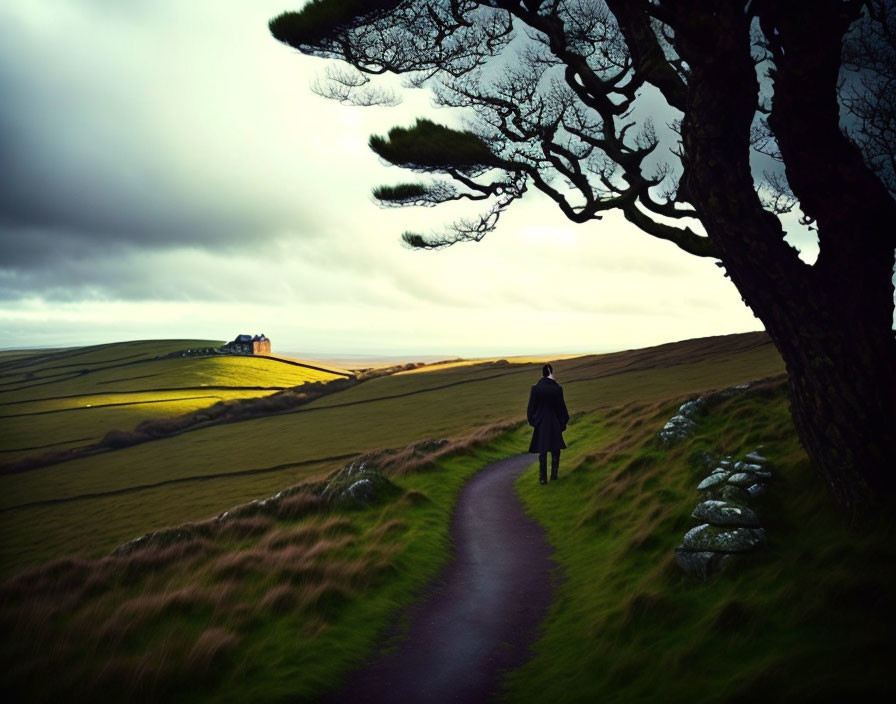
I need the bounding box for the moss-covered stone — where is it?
[697,473,728,490]
[692,500,761,528]
[727,472,756,487]
[717,485,753,504]
[681,524,766,552]
[317,458,400,507]
[674,549,731,580]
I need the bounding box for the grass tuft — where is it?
[260,584,296,613]
[188,627,240,672]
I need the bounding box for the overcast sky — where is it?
[0,0,797,356]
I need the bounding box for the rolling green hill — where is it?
[0,332,783,574]
[0,340,349,463]
[1,330,891,701]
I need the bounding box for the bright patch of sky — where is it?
[0,0,767,356]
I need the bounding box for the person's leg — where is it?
[550,450,560,480]
[538,452,548,484]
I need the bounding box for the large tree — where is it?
[270,0,896,519]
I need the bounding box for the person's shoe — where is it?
[539,478,547,485]
[550,473,558,481]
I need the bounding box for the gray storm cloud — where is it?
[0,0,767,352]
[0,0,321,282]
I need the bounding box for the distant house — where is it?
[222,333,271,355]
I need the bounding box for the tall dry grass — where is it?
[0,508,398,701]
[377,419,524,476]
[0,427,456,702]
[1,418,524,700]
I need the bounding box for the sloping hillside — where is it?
[0,340,349,463]
[0,332,781,575]
[510,381,894,701]
[1,331,891,701]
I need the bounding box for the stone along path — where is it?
[331,454,555,703]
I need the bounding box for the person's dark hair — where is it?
[542,363,553,377]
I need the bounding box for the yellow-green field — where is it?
[0,332,783,575]
[393,353,581,374]
[0,341,349,462]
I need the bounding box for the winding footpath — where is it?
[332,453,556,703]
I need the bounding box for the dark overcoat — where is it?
[527,377,570,453]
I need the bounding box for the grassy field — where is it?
[0,333,782,573]
[1,330,891,701]
[0,434,521,702]
[507,384,895,701]
[0,341,348,462]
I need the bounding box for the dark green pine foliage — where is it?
[401,232,430,248]
[369,119,501,172]
[372,183,430,202]
[269,0,404,49]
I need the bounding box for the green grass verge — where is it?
[0,432,527,702]
[507,384,895,701]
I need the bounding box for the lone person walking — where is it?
[527,363,570,484]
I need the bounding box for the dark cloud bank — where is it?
[0,1,316,300]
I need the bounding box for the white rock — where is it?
[697,473,729,490]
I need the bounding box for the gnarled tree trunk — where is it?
[675,1,896,518]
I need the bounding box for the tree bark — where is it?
[761,1,896,518]
[672,2,896,519]
[778,306,896,519]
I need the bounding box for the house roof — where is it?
[226,333,268,346]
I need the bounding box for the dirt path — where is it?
[331,453,555,703]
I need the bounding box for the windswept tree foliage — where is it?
[271,0,896,518]
[842,1,896,192]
